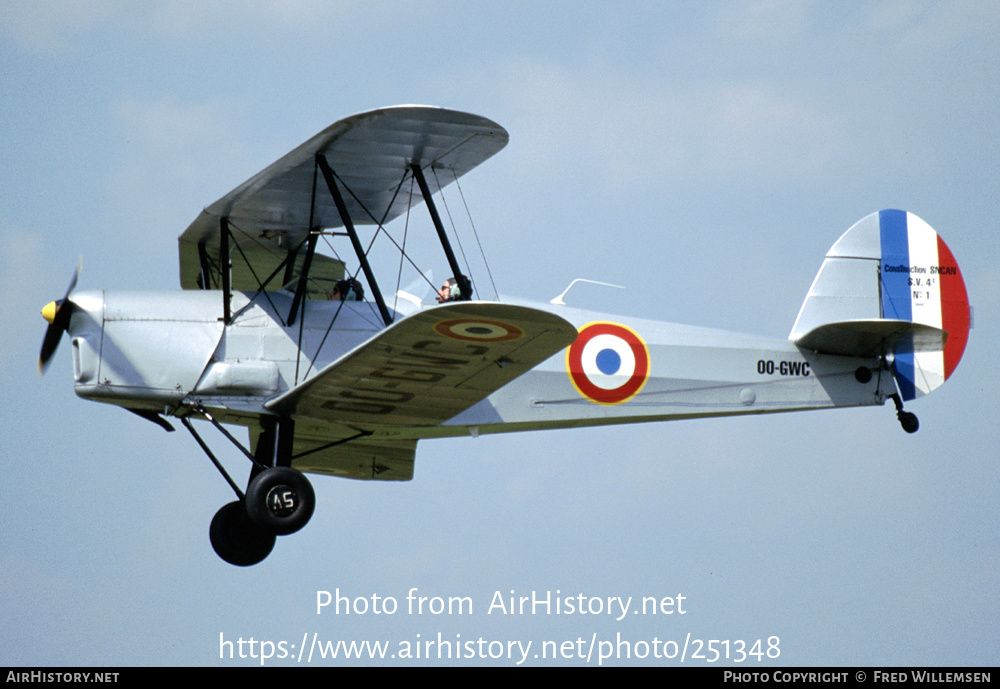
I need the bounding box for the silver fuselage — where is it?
[64,289,893,439]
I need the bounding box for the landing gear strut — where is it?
[208,465,315,567]
[184,412,316,566]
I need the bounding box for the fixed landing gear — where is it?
[209,466,315,567]
[184,413,316,566]
[889,394,919,434]
[246,466,316,536]
[210,501,275,567]
[898,410,919,434]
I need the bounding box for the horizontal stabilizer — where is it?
[794,319,947,358]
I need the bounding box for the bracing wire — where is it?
[393,176,415,314]
[301,285,349,381]
[453,170,499,301]
[285,161,508,383]
[432,167,477,299]
[223,217,311,325]
[320,166,437,301]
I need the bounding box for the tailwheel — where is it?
[210,501,276,567]
[245,466,315,536]
[889,393,919,434]
[898,410,919,434]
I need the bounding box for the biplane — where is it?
[39,106,971,565]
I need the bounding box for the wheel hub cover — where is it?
[265,485,298,518]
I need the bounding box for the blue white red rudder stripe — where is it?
[877,210,970,400]
[790,210,970,403]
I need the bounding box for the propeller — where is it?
[38,260,81,375]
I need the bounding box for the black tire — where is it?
[899,411,919,434]
[210,501,276,566]
[245,467,315,536]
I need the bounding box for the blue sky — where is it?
[2,1,997,666]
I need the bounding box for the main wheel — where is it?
[210,501,276,566]
[245,467,315,536]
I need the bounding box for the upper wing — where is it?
[178,106,508,292]
[264,302,577,427]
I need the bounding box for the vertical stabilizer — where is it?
[791,210,969,401]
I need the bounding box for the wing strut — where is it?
[220,216,232,324]
[316,153,394,327]
[196,243,215,290]
[287,232,318,327]
[287,161,320,327]
[411,163,472,301]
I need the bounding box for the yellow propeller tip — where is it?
[41,301,58,324]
